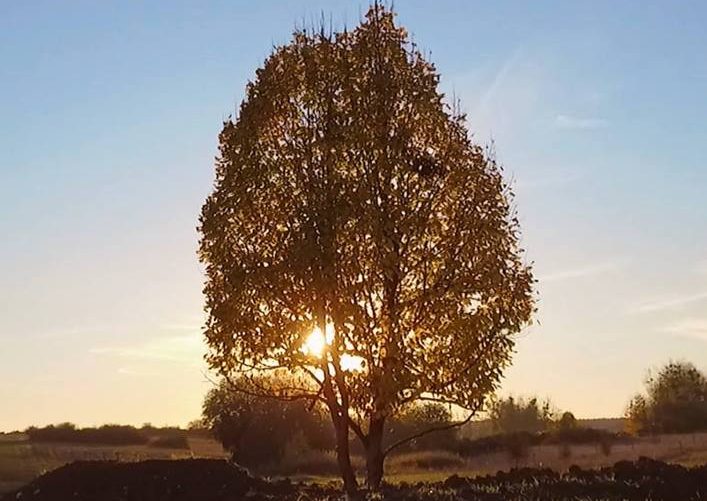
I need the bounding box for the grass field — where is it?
[1,432,705,495]
[0,435,226,495]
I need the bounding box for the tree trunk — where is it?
[365,417,385,490]
[334,417,358,497]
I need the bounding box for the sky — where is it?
[1,1,706,431]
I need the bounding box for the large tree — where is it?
[199,4,534,493]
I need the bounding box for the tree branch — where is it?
[383,405,480,457]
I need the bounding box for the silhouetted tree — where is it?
[199,3,534,493]
[557,411,578,432]
[626,361,707,434]
[489,396,553,434]
[383,403,457,452]
[202,378,334,468]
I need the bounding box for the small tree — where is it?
[556,411,578,432]
[626,361,707,434]
[384,403,457,452]
[202,378,334,469]
[489,396,553,434]
[199,4,534,493]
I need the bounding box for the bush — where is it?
[455,428,630,458]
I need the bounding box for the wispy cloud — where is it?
[633,291,707,313]
[537,261,622,283]
[90,332,204,365]
[555,114,608,130]
[476,48,523,112]
[664,318,707,341]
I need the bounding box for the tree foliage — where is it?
[626,361,707,434]
[202,378,334,468]
[199,3,534,490]
[489,396,553,434]
[383,403,457,452]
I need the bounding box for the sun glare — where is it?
[301,325,364,372]
[302,326,327,357]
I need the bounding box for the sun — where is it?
[302,326,327,357]
[301,325,364,372]
[302,324,335,357]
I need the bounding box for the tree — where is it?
[626,361,707,434]
[202,378,334,468]
[557,411,578,432]
[383,402,457,452]
[489,396,553,434]
[199,4,534,493]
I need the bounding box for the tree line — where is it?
[24,423,189,449]
[200,360,706,472]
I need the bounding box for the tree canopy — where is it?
[626,361,707,434]
[489,396,553,434]
[199,3,534,492]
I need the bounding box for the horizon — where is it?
[2,0,707,432]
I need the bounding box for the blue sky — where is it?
[1,1,706,430]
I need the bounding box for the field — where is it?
[2,431,706,497]
[0,433,226,495]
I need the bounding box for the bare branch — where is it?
[383,404,481,457]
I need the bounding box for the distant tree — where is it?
[187,419,206,431]
[489,396,553,434]
[198,3,534,493]
[202,378,334,469]
[26,423,148,445]
[557,411,578,432]
[384,403,457,452]
[626,361,707,434]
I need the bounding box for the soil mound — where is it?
[3,459,294,501]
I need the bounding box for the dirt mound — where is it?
[3,459,294,501]
[4,457,706,500]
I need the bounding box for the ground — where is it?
[3,457,707,500]
[1,431,706,498]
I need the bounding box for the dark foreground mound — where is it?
[4,456,707,500]
[3,459,295,501]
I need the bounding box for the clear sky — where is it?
[1,1,706,431]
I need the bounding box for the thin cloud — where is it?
[90,333,204,364]
[634,292,707,313]
[538,261,622,283]
[696,260,707,275]
[555,114,608,130]
[477,48,523,111]
[664,318,707,341]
